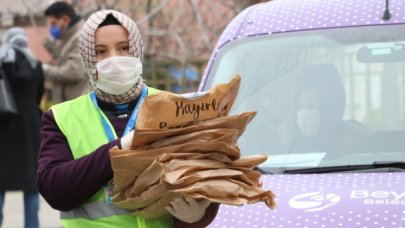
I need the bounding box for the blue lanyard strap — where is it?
[89,85,148,142]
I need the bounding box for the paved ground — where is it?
[2,191,61,228]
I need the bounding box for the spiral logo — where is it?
[289,192,341,212]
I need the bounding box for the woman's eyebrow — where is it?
[116,41,129,45]
[95,44,107,48]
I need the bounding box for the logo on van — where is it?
[289,192,340,212]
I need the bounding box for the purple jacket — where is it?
[37,95,218,227]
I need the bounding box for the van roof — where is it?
[218,0,404,46]
[199,0,405,90]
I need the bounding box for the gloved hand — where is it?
[120,130,134,149]
[166,197,211,223]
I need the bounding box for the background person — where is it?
[37,10,218,228]
[0,27,44,228]
[276,64,369,156]
[42,1,88,104]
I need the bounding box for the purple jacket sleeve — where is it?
[37,110,121,211]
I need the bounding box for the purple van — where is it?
[199,0,405,227]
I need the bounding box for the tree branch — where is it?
[189,0,211,49]
[136,0,171,25]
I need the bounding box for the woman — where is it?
[37,10,218,227]
[0,27,44,228]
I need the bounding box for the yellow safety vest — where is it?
[51,87,173,228]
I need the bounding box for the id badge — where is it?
[104,183,114,204]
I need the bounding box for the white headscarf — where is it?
[79,10,144,104]
[0,27,37,68]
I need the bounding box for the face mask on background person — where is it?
[48,16,69,40]
[96,56,142,95]
[296,108,320,136]
[49,26,62,40]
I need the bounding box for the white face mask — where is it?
[296,108,320,136]
[96,56,142,95]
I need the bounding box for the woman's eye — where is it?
[95,49,105,56]
[119,46,129,52]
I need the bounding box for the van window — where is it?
[204,25,405,170]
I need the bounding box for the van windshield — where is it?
[203,24,405,171]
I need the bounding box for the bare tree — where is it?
[69,0,262,63]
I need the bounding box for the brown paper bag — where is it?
[108,73,276,217]
[230,154,269,168]
[157,152,233,164]
[111,141,240,171]
[133,178,276,219]
[181,178,276,208]
[136,75,241,129]
[132,111,256,148]
[145,128,240,149]
[113,152,270,214]
[113,182,170,210]
[133,191,184,219]
[127,159,166,197]
[164,168,243,186]
[110,142,240,191]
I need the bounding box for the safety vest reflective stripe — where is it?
[60,201,132,220]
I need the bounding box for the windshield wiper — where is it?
[283,161,405,174]
[254,166,274,174]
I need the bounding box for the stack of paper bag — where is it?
[109,75,276,219]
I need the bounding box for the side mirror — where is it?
[357,43,405,63]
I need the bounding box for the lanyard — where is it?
[89,85,148,142]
